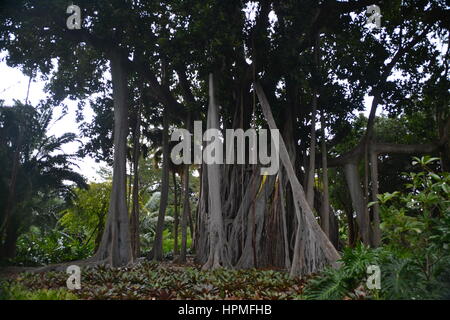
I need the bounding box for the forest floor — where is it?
[0,259,308,300]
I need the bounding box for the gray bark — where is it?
[202,73,229,269]
[179,163,190,262]
[369,151,381,247]
[94,51,133,267]
[173,171,179,255]
[255,82,340,277]
[343,162,370,246]
[279,171,291,269]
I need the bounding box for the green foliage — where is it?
[161,229,193,256]
[303,244,385,300]
[0,282,78,300]
[11,227,92,266]
[8,182,111,266]
[379,156,449,252]
[60,183,110,235]
[0,102,87,262]
[5,262,304,300]
[59,182,111,252]
[0,0,448,301]
[378,156,450,299]
[304,157,450,300]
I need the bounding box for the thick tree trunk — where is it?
[93,51,133,267]
[235,174,276,268]
[152,110,170,261]
[202,74,229,269]
[194,162,209,265]
[255,82,340,277]
[279,171,291,269]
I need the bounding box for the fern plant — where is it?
[303,244,384,300]
[304,157,450,300]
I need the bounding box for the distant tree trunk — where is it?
[320,111,330,238]
[315,188,339,249]
[343,162,370,246]
[172,171,179,255]
[152,110,170,261]
[188,202,194,250]
[1,221,19,260]
[306,100,318,205]
[179,111,192,263]
[93,50,132,267]
[179,164,190,262]
[130,105,141,259]
[278,171,291,269]
[439,117,450,172]
[94,204,107,251]
[346,207,356,247]
[369,151,381,247]
[0,130,21,245]
[363,146,372,245]
[306,95,317,209]
[328,205,340,249]
[306,34,320,208]
[127,162,132,211]
[25,73,32,105]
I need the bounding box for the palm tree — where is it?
[0,102,87,260]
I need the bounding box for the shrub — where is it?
[304,157,450,300]
[11,227,93,266]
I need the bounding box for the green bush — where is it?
[11,227,93,266]
[304,157,450,300]
[303,244,386,300]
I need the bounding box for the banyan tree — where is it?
[1,0,448,277]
